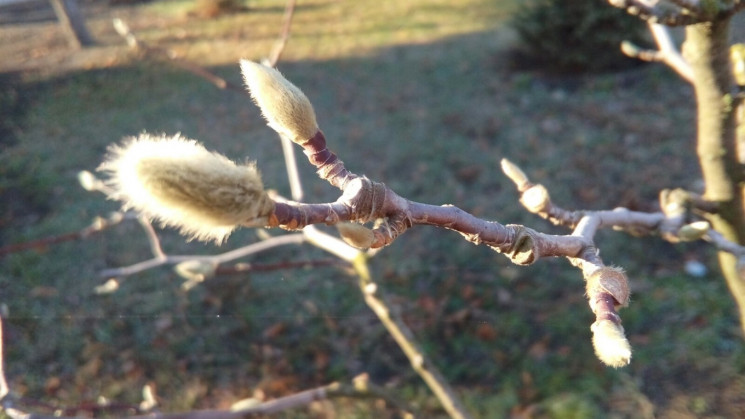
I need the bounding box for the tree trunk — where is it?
[683,19,745,329]
[49,0,94,48]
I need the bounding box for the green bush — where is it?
[510,0,648,73]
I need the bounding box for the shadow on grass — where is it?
[2,26,743,418]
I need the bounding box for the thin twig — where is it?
[137,216,165,259]
[99,233,306,278]
[215,258,345,274]
[265,0,298,68]
[3,378,414,419]
[0,212,125,258]
[352,257,472,419]
[622,23,694,82]
[112,18,244,93]
[0,316,9,401]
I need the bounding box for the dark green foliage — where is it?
[510,0,648,73]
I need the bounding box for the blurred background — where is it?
[1,0,745,417]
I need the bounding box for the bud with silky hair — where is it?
[98,133,274,243]
[240,60,319,144]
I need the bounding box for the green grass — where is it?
[1,0,743,417]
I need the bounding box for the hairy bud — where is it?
[500,158,531,191]
[98,133,274,243]
[240,60,319,144]
[591,319,631,368]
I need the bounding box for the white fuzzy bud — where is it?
[240,60,319,144]
[591,320,631,368]
[98,133,274,243]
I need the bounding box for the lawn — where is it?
[1,0,745,417]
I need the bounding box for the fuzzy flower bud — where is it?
[98,133,274,243]
[591,319,631,368]
[240,60,319,144]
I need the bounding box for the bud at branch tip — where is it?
[240,60,319,144]
[592,319,631,368]
[97,133,274,244]
[500,158,531,190]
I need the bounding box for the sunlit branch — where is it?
[622,22,694,82]
[98,233,305,279]
[608,0,704,25]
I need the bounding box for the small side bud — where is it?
[520,184,551,214]
[677,220,710,241]
[94,278,120,295]
[78,170,100,191]
[230,398,262,412]
[586,266,630,307]
[98,133,274,243]
[591,319,631,368]
[175,260,217,290]
[337,222,375,249]
[240,60,319,144]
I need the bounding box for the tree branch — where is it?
[607,0,705,25]
[352,257,472,419]
[98,233,306,279]
[622,22,694,82]
[264,0,298,68]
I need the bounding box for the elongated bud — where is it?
[337,222,375,249]
[500,158,531,191]
[240,60,319,144]
[591,320,631,368]
[98,133,274,243]
[677,220,710,241]
[77,170,100,191]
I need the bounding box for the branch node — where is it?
[505,226,539,265]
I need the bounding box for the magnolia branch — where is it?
[352,258,471,419]
[621,22,694,82]
[106,10,469,416]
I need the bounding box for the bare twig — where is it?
[622,23,694,82]
[215,258,345,274]
[0,212,125,258]
[3,377,415,419]
[0,316,9,401]
[264,0,298,68]
[112,18,244,93]
[352,257,472,419]
[99,233,305,279]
